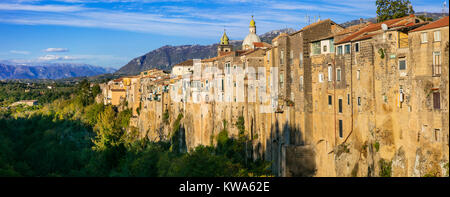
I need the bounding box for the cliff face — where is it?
[115,28,296,75]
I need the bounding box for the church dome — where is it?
[242,33,261,50]
[242,16,260,50]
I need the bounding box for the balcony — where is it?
[433,64,442,77]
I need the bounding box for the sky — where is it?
[0,0,447,68]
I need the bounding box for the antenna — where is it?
[443,1,448,16]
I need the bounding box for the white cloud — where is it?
[44,48,69,52]
[0,3,84,12]
[10,50,30,55]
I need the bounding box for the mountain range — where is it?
[115,28,296,75]
[0,62,116,80]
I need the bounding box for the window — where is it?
[337,46,343,55]
[221,79,224,91]
[328,66,333,81]
[434,129,440,142]
[290,50,293,64]
[299,52,303,67]
[433,92,440,109]
[318,73,324,83]
[225,62,231,74]
[312,42,321,55]
[330,39,335,53]
[338,98,343,113]
[347,94,350,105]
[299,76,303,91]
[339,120,343,138]
[355,42,360,52]
[328,95,332,105]
[358,97,361,106]
[280,50,284,65]
[434,31,441,42]
[356,70,360,80]
[399,59,406,70]
[336,68,341,81]
[323,45,327,53]
[421,32,427,43]
[388,33,392,40]
[344,44,351,54]
[433,52,441,76]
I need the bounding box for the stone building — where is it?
[100,15,449,177]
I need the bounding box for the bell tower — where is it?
[218,29,233,56]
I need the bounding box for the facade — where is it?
[100,16,449,177]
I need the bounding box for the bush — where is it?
[379,159,392,177]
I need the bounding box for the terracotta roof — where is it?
[334,23,369,36]
[113,78,123,82]
[302,19,332,31]
[351,33,378,42]
[241,48,264,56]
[253,42,271,48]
[410,16,449,32]
[202,51,234,62]
[253,42,264,48]
[335,15,416,44]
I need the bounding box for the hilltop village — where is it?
[100,15,450,177]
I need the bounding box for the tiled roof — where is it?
[335,15,416,44]
[410,16,449,32]
[302,19,333,31]
[253,42,264,48]
[202,51,234,62]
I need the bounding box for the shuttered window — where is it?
[433,92,440,109]
[339,120,343,138]
[339,98,343,113]
[399,59,406,70]
[328,66,333,81]
[434,31,441,42]
[433,52,441,76]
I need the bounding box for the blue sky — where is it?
[0,0,447,68]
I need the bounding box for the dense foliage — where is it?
[0,81,76,107]
[0,81,271,177]
[376,0,414,22]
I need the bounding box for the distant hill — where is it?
[340,12,449,28]
[115,28,296,75]
[0,62,116,80]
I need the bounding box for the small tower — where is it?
[218,29,233,56]
[242,15,261,50]
[249,15,256,33]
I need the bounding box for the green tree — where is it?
[376,0,414,22]
[417,15,433,21]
